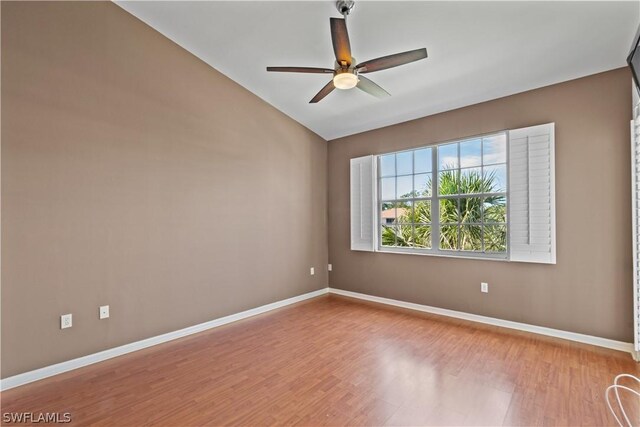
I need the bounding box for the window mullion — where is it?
[394,155,398,246]
[456,143,461,251]
[432,146,439,252]
[481,138,485,252]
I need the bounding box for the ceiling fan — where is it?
[266,0,428,103]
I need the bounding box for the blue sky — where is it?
[379,134,507,199]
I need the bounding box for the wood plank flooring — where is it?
[1,295,639,426]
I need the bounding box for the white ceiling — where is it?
[117,1,639,140]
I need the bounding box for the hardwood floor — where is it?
[2,294,639,426]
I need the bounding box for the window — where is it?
[351,123,555,264]
[379,148,433,250]
[437,135,507,253]
[377,133,508,258]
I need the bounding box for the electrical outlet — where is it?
[310,267,315,276]
[481,282,489,293]
[328,264,332,271]
[61,313,72,329]
[99,305,110,319]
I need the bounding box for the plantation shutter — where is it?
[508,123,556,264]
[350,155,376,251]
[631,93,640,352]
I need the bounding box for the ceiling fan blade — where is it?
[266,66,334,74]
[309,80,335,103]
[356,76,390,98]
[330,18,352,66]
[356,48,428,74]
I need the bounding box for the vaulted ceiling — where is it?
[117,1,639,140]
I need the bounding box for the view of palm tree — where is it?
[381,168,507,252]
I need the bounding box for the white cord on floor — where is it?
[605,373,640,427]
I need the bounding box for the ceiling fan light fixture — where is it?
[333,72,358,90]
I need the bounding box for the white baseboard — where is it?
[0,288,329,391]
[328,288,636,356]
[3,286,634,391]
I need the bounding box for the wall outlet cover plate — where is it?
[61,314,72,329]
[99,305,110,319]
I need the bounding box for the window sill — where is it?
[376,247,509,262]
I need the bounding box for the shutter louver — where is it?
[508,123,556,264]
[350,155,375,251]
[631,102,640,352]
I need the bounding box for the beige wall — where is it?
[1,1,634,380]
[328,68,634,342]
[1,1,328,378]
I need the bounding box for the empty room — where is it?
[2,0,640,426]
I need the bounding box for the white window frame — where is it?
[375,132,509,261]
[350,123,555,263]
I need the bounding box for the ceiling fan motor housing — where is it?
[335,57,357,71]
